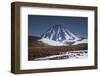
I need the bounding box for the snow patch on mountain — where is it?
[39,38,87,46]
[73,39,88,45]
[39,38,67,46]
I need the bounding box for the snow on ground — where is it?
[34,50,88,60]
[39,38,87,46]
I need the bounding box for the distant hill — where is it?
[28,36,50,47]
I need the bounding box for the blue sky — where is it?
[28,15,88,38]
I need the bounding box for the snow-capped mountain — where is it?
[41,24,80,41]
[39,25,87,46]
